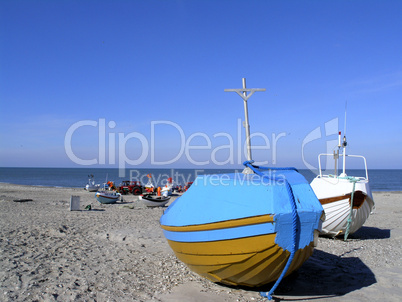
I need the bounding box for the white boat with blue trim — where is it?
[95,190,121,204]
[310,131,375,239]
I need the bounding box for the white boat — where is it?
[310,131,375,239]
[161,177,174,196]
[95,190,121,204]
[85,174,100,192]
[141,194,170,207]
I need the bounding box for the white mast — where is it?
[334,131,341,176]
[225,78,266,174]
[340,104,347,177]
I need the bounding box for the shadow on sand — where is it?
[227,249,376,301]
[265,227,389,300]
[349,226,391,240]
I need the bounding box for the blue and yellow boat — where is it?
[160,163,323,289]
[160,79,324,298]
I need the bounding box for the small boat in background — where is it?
[85,174,100,192]
[310,131,375,239]
[141,194,170,207]
[95,190,121,204]
[161,177,174,196]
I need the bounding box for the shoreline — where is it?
[0,183,401,301]
[0,181,401,193]
[1,167,400,192]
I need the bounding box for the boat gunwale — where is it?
[318,190,368,209]
[315,174,368,181]
[96,193,120,200]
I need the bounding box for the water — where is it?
[0,167,401,191]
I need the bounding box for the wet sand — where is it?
[0,183,401,301]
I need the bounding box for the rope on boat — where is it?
[243,160,299,301]
[247,162,299,172]
[344,176,358,241]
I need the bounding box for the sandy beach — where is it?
[0,183,401,301]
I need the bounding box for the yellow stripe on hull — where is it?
[166,234,315,287]
[161,214,274,232]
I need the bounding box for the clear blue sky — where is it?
[1,0,401,170]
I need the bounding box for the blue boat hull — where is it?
[160,170,323,287]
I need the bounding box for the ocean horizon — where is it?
[1,167,401,192]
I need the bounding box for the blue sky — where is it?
[1,0,401,170]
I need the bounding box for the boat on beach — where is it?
[310,131,375,239]
[141,194,170,207]
[161,177,174,196]
[85,174,100,192]
[161,164,323,288]
[160,79,324,298]
[95,190,121,204]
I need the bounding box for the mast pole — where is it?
[224,78,266,174]
[242,78,252,163]
[334,131,341,176]
[341,105,347,176]
[342,134,347,176]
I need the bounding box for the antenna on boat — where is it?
[341,102,348,177]
[225,78,266,174]
[344,101,348,138]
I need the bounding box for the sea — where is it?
[0,167,401,191]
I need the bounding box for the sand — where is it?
[0,183,401,301]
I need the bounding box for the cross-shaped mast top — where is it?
[224,78,266,174]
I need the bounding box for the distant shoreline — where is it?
[1,167,400,191]
[1,166,401,170]
[0,181,400,193]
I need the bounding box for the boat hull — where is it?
[95,191,121,204]
[163,220,316,287]
[86,185,100,192]
[310,176,375,237]
[141,195,170,207]
[160,171,323,287]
